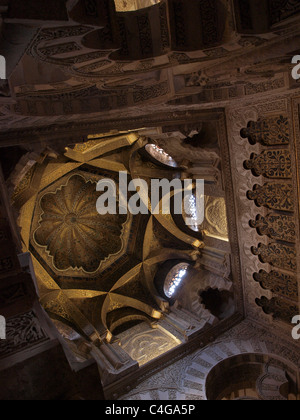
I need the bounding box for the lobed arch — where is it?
[182,339,299,400]
[121,333,300,400]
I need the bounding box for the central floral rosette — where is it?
[34,174,127,272]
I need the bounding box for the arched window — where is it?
[164,263,189,299]
[183,193,200,232]
[114,0,161,12]
[145,144,178,168]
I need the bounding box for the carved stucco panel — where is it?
[225,99,295,328]
[119,320,300,400]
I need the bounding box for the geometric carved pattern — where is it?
[247,183,294,212]
[251,243,297,272]
[205,197,228,239]
[244,150,292,178]
[256,296,298,325]
[34,174,127,273]
[250,214,296,243]
[117,322,180,366]
[172,0,188,49]
[199,0,223,47]
[241,115,290,145]
[137,14,154,57]
[39,42,81,57]
[269,0,300,25]
[241,107,299,331]
[253,270,298,302]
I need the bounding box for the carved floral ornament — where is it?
[250,214,296,243]
[244,150,292,179]
[256,296,298,324]
[240,115,290,146]
[253,270,298,302]
[0,312,48,360]
[22,0,277,96]
[205,198,228,238]
[16,132,235,353]
[252,242,297,272]
[247,183,294,212]
[33,174,128,273]
[29,169,135,279]
[240,111,299,325]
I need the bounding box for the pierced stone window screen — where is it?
[145,144,178,168]
[183,193,200,232]
[183,195,229,240]
[114,0,161,12]
[164,262,189,298]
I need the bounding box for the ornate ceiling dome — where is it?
[34,174,127,273]
[12,129,237,374]
[27,159,136,280]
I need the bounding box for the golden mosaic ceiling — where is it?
[29,167,134,280]
[33,174,127,273]
[15,132,208,344]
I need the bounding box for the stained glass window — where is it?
[164,263,190,298]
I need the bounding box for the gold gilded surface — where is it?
[14,133,226,355]
[12,164,36,203]
[29,169,133,278]
[155,213,204,249]
[88,158,127,173]
[40,161,83,190]
[205,197,228,239]
[19,194,37,250]
[34,174,127,273]
[65,133,139,163]
[31,254,60,292]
